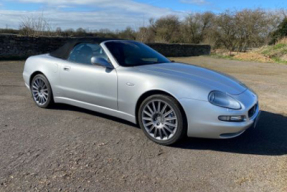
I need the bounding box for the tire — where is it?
[138,94,186,145]
[30,74,53,108]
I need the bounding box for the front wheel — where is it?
[30,74,53,108]
[138,94,186,145]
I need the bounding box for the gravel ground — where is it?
[0,57,286,192]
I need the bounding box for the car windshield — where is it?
[105,41,171,67]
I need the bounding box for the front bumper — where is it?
[180,89,260,139]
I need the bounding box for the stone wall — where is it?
[148,43,211,57]
[0,34,210,59]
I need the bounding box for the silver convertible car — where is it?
[23,38,260,145]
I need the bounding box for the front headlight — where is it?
[208,91,241,110]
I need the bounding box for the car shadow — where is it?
[174,111,287,156]
[49,103,139,128]
[50,105,286,156]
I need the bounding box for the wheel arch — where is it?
[29,71,54,101]
[29,71,45,86]
[135,90,188,130]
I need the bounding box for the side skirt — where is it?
[54,97,136,124]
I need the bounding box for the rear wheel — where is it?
[138,94,186,145]
[30,74,53,108]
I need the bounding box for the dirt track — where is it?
[0,57,286,191]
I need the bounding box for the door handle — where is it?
[63,66,70,71]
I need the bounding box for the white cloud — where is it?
[180,0,209,5]
[0,0,188,30]
[8,0,180,17]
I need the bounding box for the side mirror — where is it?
[91,56,113,69]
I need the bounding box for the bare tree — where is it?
[136,26,155,43]
[234,9,279,51]
[152,15,182,43]
[15,8,283,48]
[210,9,279,53]
[118,26,136,40]
[75,27,87,37]
[280,9,287,18]
[182,12,215,44]
[55,27,62,36]
[212,11,238,54]
[19,13,51,37]
[62,28,75,37]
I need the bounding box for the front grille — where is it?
[248,103,258,118]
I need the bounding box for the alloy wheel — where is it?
[142,99,178,141]
[32,78,49,106]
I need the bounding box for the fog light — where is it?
[218,115,245,122]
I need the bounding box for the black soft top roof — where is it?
[50,38,118,59]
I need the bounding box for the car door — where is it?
[59,43,117,110]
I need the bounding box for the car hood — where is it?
[136,62,247,95]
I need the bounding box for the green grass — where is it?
[272,57,287,64]
[210,53,234,60]
[258,42,287,64]
[261,48,272,55]
[273,43,287,50]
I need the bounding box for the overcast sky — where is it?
[0,0,286,31]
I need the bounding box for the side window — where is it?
[68,43,109,65]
